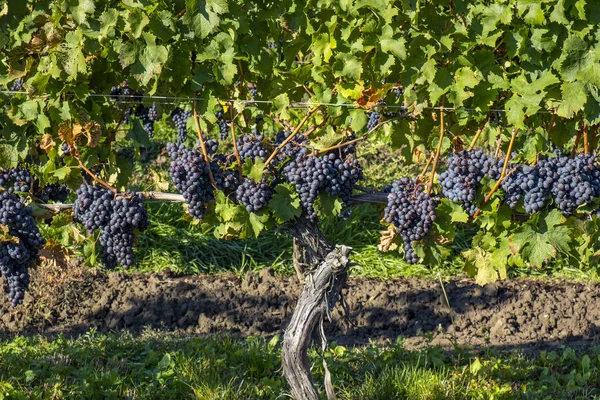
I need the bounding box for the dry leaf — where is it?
[378,224,398,252]
[39,133,56,153]
[452,136,465,153]
[84,121,102,147]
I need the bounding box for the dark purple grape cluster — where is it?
[0,168,31,192]
[10,78,24,91]
[166,142,216,219]
[215,108,230,141]
[109,82,138,102]
[35,183,69,203]
[393,87,403,100]
[170,107,192,144]
[197,138,219,156]
[366,111,380,131]
[61,142,71,156]
[283,152,363,220]
[384,178,437,264]
[274,130,307,162]
[235,178,273,212]
[551,153,600,215]
[73,184,148,268]
[489,111,503,125]
[74,185,116,232]
[267,41,277,50]
[135,103,159,138]
[249,85,259,98]
[237,133,268,162]
[99,194,149,269]
[438,150,500,216]
[501,156,559,214]
[0,190,45,306]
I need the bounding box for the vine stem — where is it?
[264,105,320,167]
[229,106,244,179]
[71,139,117,194]
[571,125,583,157]
[583,123,589,154]
[317,117,399,154]
[193,100,218,189]
[473,128,518,218]
[418,154,434,182]
[467,115,489,151]
[427,105,445,194]
[547,109,556,137]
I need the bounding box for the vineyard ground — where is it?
[2,266,600,398]
[2,263,600,352]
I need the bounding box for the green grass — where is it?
[1,330,600,399]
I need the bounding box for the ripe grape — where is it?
[215,108,230,141]
[170,107,192,144]
[167,142,216,219]
[0,190,45,306]
[235,178,273,212]
[366,111,380,131]
[384,178,437,264]
[438,150,500,216]
[237,133,268,162]
[10,78,24,91]
[73,184,148,268]
[283,151,363,220]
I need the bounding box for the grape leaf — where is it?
[269,184,302,224]
[510,210,571,268]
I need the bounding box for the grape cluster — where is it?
[249,85,259,98]
[135,103,159,138]
[235,178,273,212]
[0,168,31,192]
[552,153,600,215]
[109,83,137,102]
[274,130,308,161]
[215,108,230,141]
[393,87,403,100]
[170,107,192,144]
[0,190,45,306]
[283,152,363,220]
[167,142,216,219]
[61,142,71,156]
[10,78,24,91]
[384,178,437,264]
[439,150,499,216]
[237,134,268,162]
[501,157,558,214]
[366,111,380,131]
[99,194,149,269]
[35,183,69,203]
[73,185,148,268]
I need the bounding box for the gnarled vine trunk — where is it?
[282,217,352,400]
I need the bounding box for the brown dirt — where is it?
[2,263,600,350]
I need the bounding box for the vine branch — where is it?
[264,105,320,167]
[467,115,489,151]
[193,100,218,189]
[473,128,518,218]
[427,105,445,194]
[229,106,244,179]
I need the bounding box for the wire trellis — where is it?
[0,90,535,113]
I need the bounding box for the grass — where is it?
[1,330,600,399]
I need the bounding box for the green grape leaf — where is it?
[269,184,302,224]
[510,210,571,268]
[242,158,265,183]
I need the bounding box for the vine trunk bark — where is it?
[282,217,352,400]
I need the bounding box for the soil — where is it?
[2,262,600,351]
